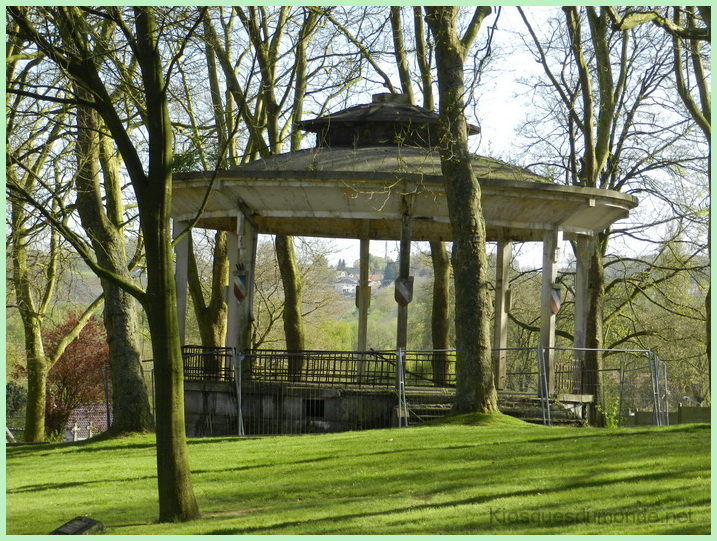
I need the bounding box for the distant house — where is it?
[334,276,358,296]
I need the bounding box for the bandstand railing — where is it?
[172,346,668,431]
[181,345,235,381]
[245,349,458,388]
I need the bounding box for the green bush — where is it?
[6,382,27,419]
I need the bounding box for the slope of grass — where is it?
[6,420,710,535]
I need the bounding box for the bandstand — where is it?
[171,93,639,434]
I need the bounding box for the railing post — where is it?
[618,365,625,427]
[536,346,551,426]
[649,352,660,426]
[235,348,245,436]
[662,358,669,426]
[396,348,408,427]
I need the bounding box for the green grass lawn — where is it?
[6,414,710,535]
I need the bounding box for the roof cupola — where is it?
[298,93,480,149]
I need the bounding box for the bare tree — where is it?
[74,85,154,434]
[387,7,452,383]
[201,8,323,367]
[517,6,708,411]
[8,6,202,521]
[425,6,498,414]
[6,41,108,441]
[607,5,711,372]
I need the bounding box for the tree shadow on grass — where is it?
[59,441,156,454]
[199,464,706,535]
[7,473,157,495]
[192,454,339,476]
[7,438,155,459]
[188,436,266,445]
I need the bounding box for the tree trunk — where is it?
[75,86,154,433]
[135,7,199,519]
[414,10,448,385]
[672,7,711,374]
[425,7,498,414]
[11,196,48,441]
[188,230,229,348]
[390,6,414,105]
[584,234,606,424]
[183,18,232,352]
[102,281,155,432]
[15,249,48,441]
[138,128,199,523]
[430,241,451,386]
[24,345,48,442]
[276,235,305,380]
[143,271,199,521]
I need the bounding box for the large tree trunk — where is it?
[135,8,199,519]
[276,235,305,380]
[672,7,711,375]
[8,134,44,442]
[430,241,451,386]
[584,233,606,423]
[22,342,48,442]
[143,241,199,520]
[75,87,154,433]
[12,209,48,442]
[188,231,228,348]
[102,282,155,432]
[425,7,498,414]
[138,117,199,523]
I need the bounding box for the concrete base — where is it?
[184,381,238,437]
[183,383,598,436]
[241,383,395,435]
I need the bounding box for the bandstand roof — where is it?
[172,145,637,242]
[172,94,637,242]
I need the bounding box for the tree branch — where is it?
[606,7,711,42]
[47,294,105,367]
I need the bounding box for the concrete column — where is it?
[236,217,256,355]
[225,215,256,358]
[395,201,412,351]
[357,226,370,352]
[173,220,190,347]
[492,238,512,389]
[540,229,562,395]
[224,227,240,352]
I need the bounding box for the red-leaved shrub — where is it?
[42,313,109,437]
